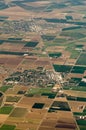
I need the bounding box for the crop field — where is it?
[49,52,62,58]
[64,90,86,98]
[0,124,16,130]
[0,0,86,130]
[0,105,14,114]
[5,86,22,95]
[0,42,25,52]
[35,58,52,70]
[24,41,39,47]
[25,87,57,98]
[60,30,86,40]
[76,53,86,65]
[48,101,71,112]
[10,107,28,118]
[71,66,86,74]
[39,111,77,130]
[0,55,23,69]
[17,96,53,110]
[41,35,56,41]
[6,96,21,102]
[63,85,86,92]
[53,64,72,73]
[68,101,86,113]
[0,85,13,93]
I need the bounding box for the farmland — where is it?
[0,0,86,130]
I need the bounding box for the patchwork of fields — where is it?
[0,0,86,130]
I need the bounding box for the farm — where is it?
[0,0,86,130]
[76,53,86,65]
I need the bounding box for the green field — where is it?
[71,66,86,74]
[0,85,13,92]
[53,64,72,73]
[24,41,39,47]
[0,124,16,130]
[25,87,56,98]
[49,52,62,58]
[60,31,86,40]
[0,106,14,114]
[41,35,56,41]
[76,53,86,65]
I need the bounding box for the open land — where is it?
[0,0,86,130]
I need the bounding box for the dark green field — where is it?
[71,66,86,74]
[0,124,16,130]
[49,52,62,58]
[76,53,86,65]
[53,64,72,73]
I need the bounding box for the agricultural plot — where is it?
[0,124,16,130]
[10,107,28,118]
[32,103,45,109]
[53,64,72,73]
[6,96,21,102]
[53,37,67,44]
[24,41,39,47]
[0,55,23,68]
[63,85,86,92]
[0,0,86,130]
[0,85,13,93]
[60,31,86,40]
[76,53,86,65]
[64,90,86,98]
[68,101,86,113]
[48,101,71,112]
[71,66,86,74]
[41,35,56,41]
[0,105,14,114]
[49,52,62,58]
[17,96,52,110]
[39,111,77,130]
[25,87,57,99]
[5,86,22,95]
[0,40,4,45]
[62,26,82,31]
[0,42,25,52]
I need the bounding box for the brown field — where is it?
[0,55,23,68]
[51,57,66,65]
[17,96,53,109]
[68,101,86,112]
[19,86,29,92]
[5,85,22,95]
[35,59,52,69]
[17,56,37,70]
[0,114,8,123]
[0,42,24,52]
[67,73,83,79]
[64,90,86,98]
[38,111,77,130]
[16,122,38,130]
[65,59,76,65]
[46,46,65,53]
